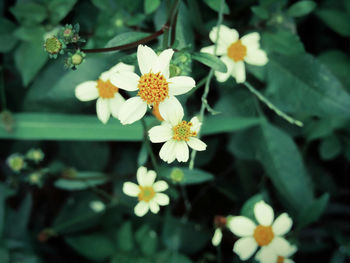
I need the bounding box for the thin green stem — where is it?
[141,119,158,172]
[243,81,303,127]
[189,0,225,170]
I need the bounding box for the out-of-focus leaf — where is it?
[0,113,144,141]
[174,3,194,49]
[54,172,108,191]
[105,31,150,48]
[267,53,350,117]
[156,251,193,263]
[0,18,17,53]
[137,143,149,166]
[330,250,347,263]
[240,193,265,220]
[14,26,45,42]
[203,0,230,14]
[251,6,269,19]
[316,9,350,37]
[192,52,227,73]
[10,2,47,24]
[135,225,158,256]
[287,1,316,17]
[262,29,305,55]
[145,0,161,14]
[116,221,134,252]
[65,233,115,261]
[297,193,329,229]
[47,0,77,24]
[304,118,348,142]
[15,39,48,86]
[0,247,9,263]
[0,183,15,239]
[319,135,341,160]
[160,167,213,185]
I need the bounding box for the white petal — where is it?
[118,97,147,125]
[272,213,293,236]
[148,124,173,143]
[143,170,157,186]
[149,200,160,214]
[152,48,174,78]
[134,201,149,217]
[241,32,261,50]
[227,216,256,237]
[155,193,170,206]
[214,56,235,82]
[168,76,196,96]
[96,98,110,124]
[99,71,111,82]
[200,45,226,56]
[209,25,239,47]
[158,96,184,126]
[187,137,207,151]
[109,71,139,91]
[255,247,278,263]
[212,228,223,247]
[109,93,125,119]
[189,116,202,133]
[175,141,189,162]
[268,237,293,256]
[254,201,274,226]
[233,237,258,261]
[108,62,135,74]
[153,181,169,192]
[136,166,148,185]
[159,140,177,163]
[245,48,268,66]
[75,81,98,101]
[123,182,140,197]
[233,61,246,83]
[284,244,297,257]
[137,45,158,75]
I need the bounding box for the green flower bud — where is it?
[7,154,26,173]
[170,168,184,183]
[44,36,63,55]
[26,148,44,163]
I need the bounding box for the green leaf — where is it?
[160,167,214,185]
[0,183,15,238]
[316,9,350,37]
[116,221,134,252]
[252,123,314,212]
[319,135,342,160]
[287,1,316,17]
[0,247,9,263]
[135,225,158,256]
[240,194,264,220]
[192,52,227,73]
[201,116,262,135]
[47,0,77,24]
[297,193,329,229]
[15,39,48,86]
[0,18,17,53]
[0,113,144,141]
[262,29,305,55]
[144,0,161,14]
[251,6,269,19]
[65,233,115,261]
[156,251,193,263]
[14,26,45,42]
[105,31,150,49]
[54,172,108,191]
[10,2,47,25]
[203,0,230,14]
[304,118,348,142]
[267,53,350,117]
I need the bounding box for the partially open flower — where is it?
[44,36,65,58]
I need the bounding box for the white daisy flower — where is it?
[110,44,196,125]
[201,25,268,83]
[75,62,135,124]
[148,98,207,163]
[255,242,297,263]
[228,200,293,261]
[122,166,170,217]
[212,215,228,246]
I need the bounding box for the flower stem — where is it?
[189,0,225,170]
[243,81,303,127]
[141,119,158,172]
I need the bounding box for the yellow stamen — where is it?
[138,186,155,202]
[173,121,197,141]
[227,40,247,62]
[137,72,169,105]
[97,79,119,99]
[253,225,274,246]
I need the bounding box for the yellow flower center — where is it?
[137,72,169,105]
[138,186,156,202]
[253,225,274,246]
[152,103,164,121]
[96,79,119,99]
[277,256,284,263]
[227,40,247,62]
[173,121,197,141]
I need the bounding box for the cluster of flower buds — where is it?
[44,24,86,69]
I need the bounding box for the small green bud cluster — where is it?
[64,50,86,69]
[170,51,192,77]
